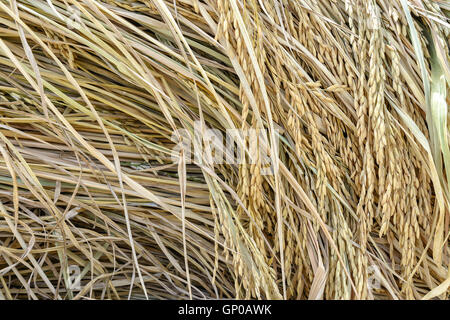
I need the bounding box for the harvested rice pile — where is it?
[0,0,448,300]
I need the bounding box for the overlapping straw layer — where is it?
[0,0,448,300]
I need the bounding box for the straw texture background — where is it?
[0,0,448,300]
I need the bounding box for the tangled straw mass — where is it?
[0,0,448,300]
